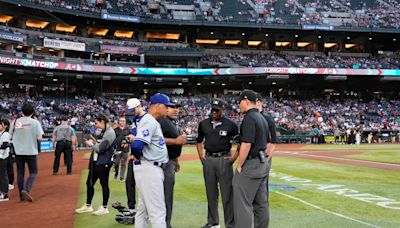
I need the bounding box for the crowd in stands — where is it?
[202,53,400,69]
[1,92,399,139]
[18,0,400,28]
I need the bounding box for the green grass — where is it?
[74,146,400,228]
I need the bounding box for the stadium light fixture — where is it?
[26,19,49,29]
[53,78,58,82]
[248,82,253,85]
[347,36,351,40]
[221,83,226,86]
[265,33,269,37]
[196,39,219,45]
[369,37,373,41]
[275,42,290,47]
[210,81,215,84]
[294,34,299,38]
[345,43,357,49]
[88,28,109,36]
[393,38,397,42]
[272,82,276,85]
[0,72,3,76]
[248,41,262,46]
[318,35,322,39]
[210,32,214,35]
[225,40,241,45]
[197,82,202,86]
[115,30,134,38]
[147,32,180,40]
[0,15,13,23]
[324,43,337,48]
[297,42,310,48]
[242,33,246,36]
[178,82,183,86]
[144,82,148,85]
[56,24,77,33]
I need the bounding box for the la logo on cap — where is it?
[213,100,219,105]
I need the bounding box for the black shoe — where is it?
[21,190,33,202]
[67,172,72,175]
[0,193,9,202]
[53,172,57,175]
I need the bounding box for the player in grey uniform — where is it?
[131,93,171,228]
[52,116,75,175]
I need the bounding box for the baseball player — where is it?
[131,93,171,228]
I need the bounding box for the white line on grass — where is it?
[276,191,381,228]
[298,153,400,168]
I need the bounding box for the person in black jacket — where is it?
[75,115,116,216]
[113,117,130,182]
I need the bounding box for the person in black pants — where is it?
[113,117,130,181]
[52,117,75,175]
[7,154,15,190]
[75,115,116,216]
[0,119,11,201]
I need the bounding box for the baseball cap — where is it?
[150,93,174,106]
[168,99,182,108]
[238,89,258,103]
[256,93,263,102]
[126,98,141,113]
[211,98,225,111]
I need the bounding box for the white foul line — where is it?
[276,191,381,228]
[298,153,400,168]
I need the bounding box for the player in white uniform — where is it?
[130,93,172,228]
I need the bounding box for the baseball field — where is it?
[2,144,399,228]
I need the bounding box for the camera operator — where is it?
[113,117,130,182]
[75,115,116,216]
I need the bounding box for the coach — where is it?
[196,98,238,228]
[131,93,171,228]
[233,90,270,228]
[159,99,186,228]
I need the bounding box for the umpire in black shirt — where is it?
[256,93,277,160]
[233,90,270,228]
[197,98,239,228]
[159,100,186,228]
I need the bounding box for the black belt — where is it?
[206,151,230,157]
[134,160,166,168]
[57,140,71,143]
[246,154,268,160]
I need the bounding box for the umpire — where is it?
[233,89,270,228]
[52,116,75,175]
[196,98,238,228]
